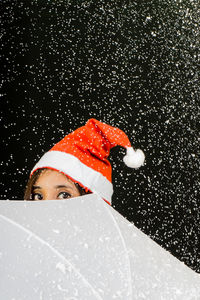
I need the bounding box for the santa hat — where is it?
[31,118,145,205]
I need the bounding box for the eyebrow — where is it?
[55,185,73,189]
[32,185,73,189]
[32,186,41,190]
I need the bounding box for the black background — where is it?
[1,0,199,272]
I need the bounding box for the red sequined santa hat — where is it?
[31,118,145,204]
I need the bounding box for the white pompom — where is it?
[123,147,145,168]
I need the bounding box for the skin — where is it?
[32,169,81,201]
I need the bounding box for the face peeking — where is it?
[31,169,81,201]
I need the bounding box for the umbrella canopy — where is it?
[0,194,199,299]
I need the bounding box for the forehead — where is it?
[35,169,73,186]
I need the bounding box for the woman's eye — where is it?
[57,192,71,199]
[32,193,43,201]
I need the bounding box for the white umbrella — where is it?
[0,194,199,299]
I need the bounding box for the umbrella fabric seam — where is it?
[102,205,133,299]
[0,214,103,300]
